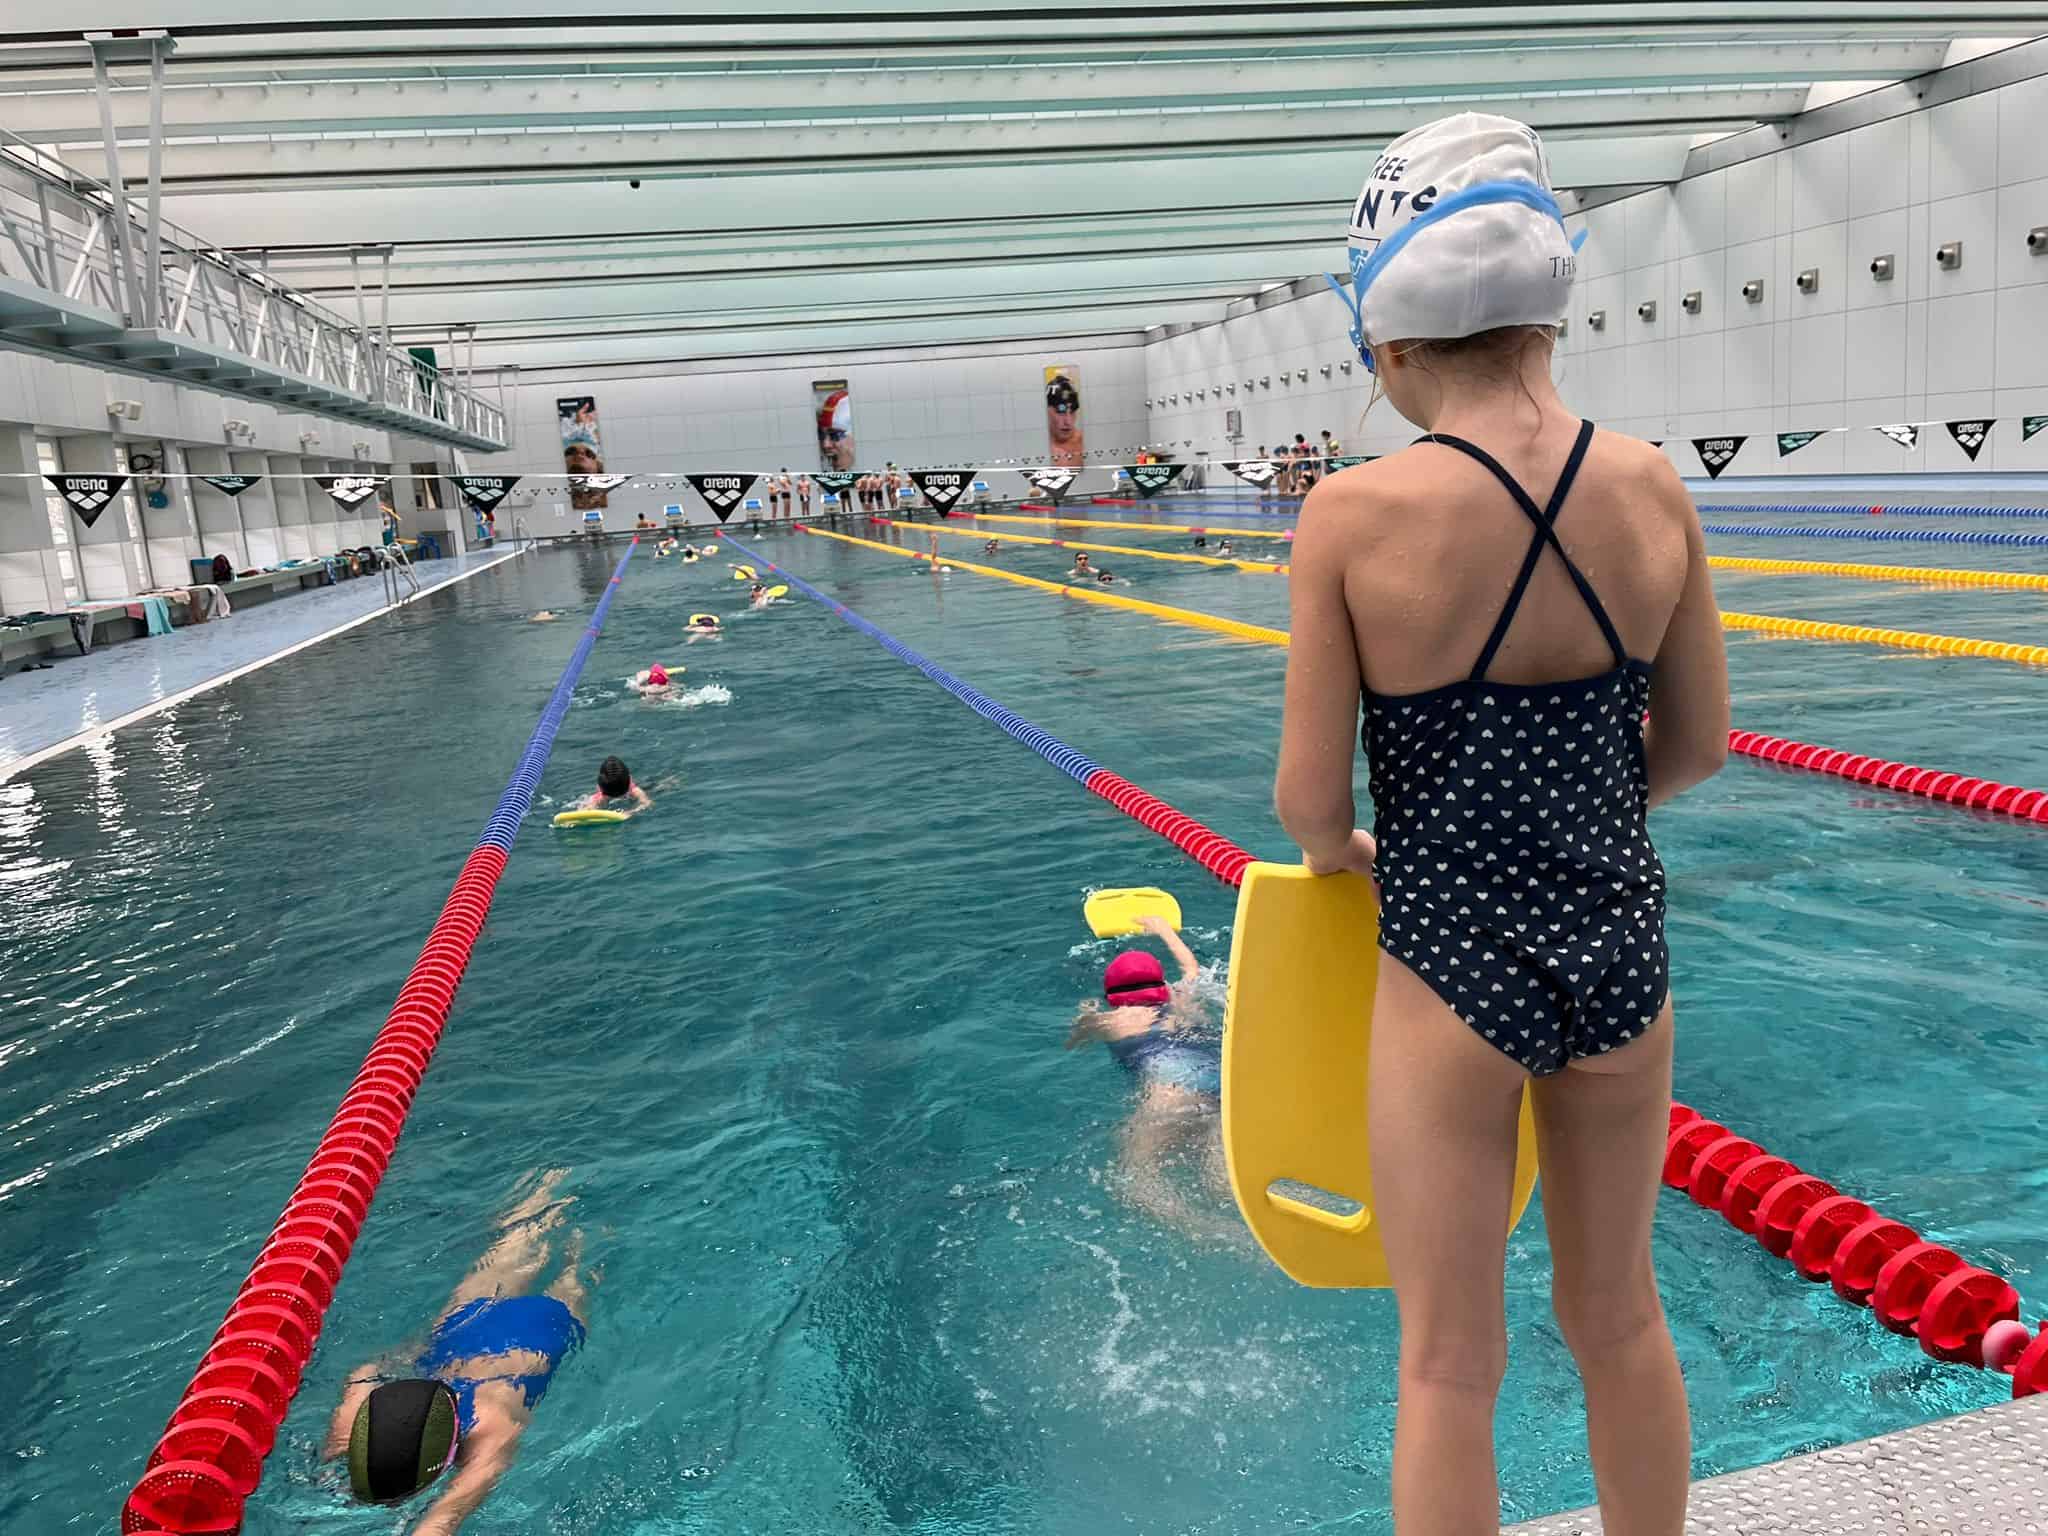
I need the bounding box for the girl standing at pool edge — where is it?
[1274,113,1729,1536]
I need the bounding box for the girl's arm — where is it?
[1275,483,1370,873]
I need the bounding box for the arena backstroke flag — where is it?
[1125,463,1185,496]
[450,475,519,512]
[1223,459,1280,488]
[687,472,759,523]
[198,473,263,497]
[1691,436,1746,480]
[1022,467,1077,501]
[314,473,387,509]
[909,468,975,515]
[45,474,127,527]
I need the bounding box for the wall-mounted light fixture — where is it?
[1936,241,1963,270]
[1320,363,1332,378]
[1339,360,1353,374]
[1796,267,1820,294]
[1637,299,1658,322]
[1297,368,1309,382]
[1742,279,1765,303]
[2030,226,2048,256]
[1587,309,1606,330]
[1869,254,1895,281]
[1681,291,1702,314]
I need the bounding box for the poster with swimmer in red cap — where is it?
[814,379,855,471]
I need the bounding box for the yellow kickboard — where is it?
[1221,862,1540,1288]
[732,565,758,580]
[552,808,629,827]
[763,584,789,599]
[1083,886,1182,938]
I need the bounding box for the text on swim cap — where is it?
[1353,154,1439,233]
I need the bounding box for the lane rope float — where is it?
[121,539,643,1536]
[1700,503,2048,520]
[1719,610,2048,668]
[732,533,2044,1379]
[810,523,2048,826]
[1707,555,2048,593]
[721,535,1252,884]
[1729,729,2048,822]
[1703,522,2048,548]
[798,524,1289,647]
[878,515,1289,574]
[971,510,1298,540]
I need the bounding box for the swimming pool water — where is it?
[4,520,2045,1533]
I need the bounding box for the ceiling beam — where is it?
[0,40,1947,141]
[66,93,1782,193]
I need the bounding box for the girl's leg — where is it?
[1367,956,1527,1536]
[1530,1003,1689,1536]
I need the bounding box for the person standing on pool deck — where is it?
[1273,113,1729,1536]
[325,1172,590,1535]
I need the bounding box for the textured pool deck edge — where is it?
[1505,1393,2048,1534]
[0,548,521,781]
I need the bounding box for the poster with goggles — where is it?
[1044,364,1083,467]
[814,380,854,471]
[558,396,609,508]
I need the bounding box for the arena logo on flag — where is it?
[1326,455,1377,470]
[1225,460,1280,488]
[909,468,975,515]
[1125,463,1185,496]
[1692,437,1746,480]
[568,473,631,497]
[687,473,759,523]
[314,474,387,509]
[1022,467,1077,498]
[451,475,520,511]
[1776,431,1825,457]
[45,474,127,527]
[814,471,858,494]
[1945,420,1992,462]
[199,474,262,497]
[1875,423,1920,450]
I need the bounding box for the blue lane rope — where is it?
[1700,522,2048,547]
[722,535,1102,784]
[1699,504,2048,519]
[478,539,640,853]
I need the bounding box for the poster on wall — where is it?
[1044,363,1083,467]
[558,396,610,508]
[814,380,855,471]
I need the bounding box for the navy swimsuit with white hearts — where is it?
[1362,419,1668,1074]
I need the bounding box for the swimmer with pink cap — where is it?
[1068,914,1229,1235]
[630,662,676,696]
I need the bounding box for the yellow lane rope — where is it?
[881,516,1288,574]
[1707,554,2048,593]
[1718,611,2048,666]
[803,528,2048,670]
[977,516,2048,596]
[970,510,1297,541]
[797,525,1290,646]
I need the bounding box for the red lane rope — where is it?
[1662,1105,2046,1395]
[1729,730,2048,823]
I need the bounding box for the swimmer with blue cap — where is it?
[325,1172,590,1534]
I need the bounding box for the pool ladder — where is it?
[380,540,424,605]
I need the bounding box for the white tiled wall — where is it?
[1557,71,2048,478]
[0,550,47,615]
[1146,73,2048,481]
[502,339,1149,527]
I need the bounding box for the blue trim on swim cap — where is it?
[1337,178,1570,366]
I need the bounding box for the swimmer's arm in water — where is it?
[1066,1000,1110,1049]
[1274,479,1375,879]
[1136,914,1200,982]
[625,782,654,813]
[1117,1089,1238,1243]
[411,1413,523,1536]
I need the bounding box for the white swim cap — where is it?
[1333,113,1579,359]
